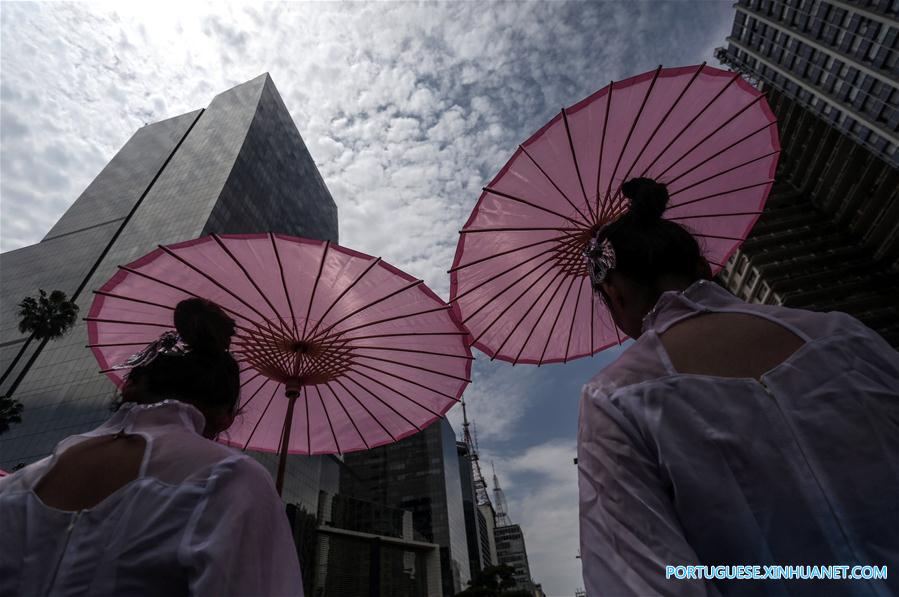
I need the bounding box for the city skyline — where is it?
[2,3,745,593]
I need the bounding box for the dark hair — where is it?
[598,177,708,290]
[122,298,240,417]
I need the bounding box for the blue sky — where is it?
[0,2,736,593]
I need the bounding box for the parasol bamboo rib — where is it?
[354,346,474,360]
[561,108,597,223]
[347,368,442,419]
[605,66,662,203]
[308,278,424,343]
[668,211,764,221]
[564,278,587,363]
[494,265,568,358]
[239,376,272,411]
[618,63,706,190]
[638,72,742,179]
[483,186,588,227]
[157,246,292,338]
[449,235,573,274]
[351,362,461,404]
[519,144,592,226]
[460,226,583,233]
[240,371,264,389]
[513,269,571,365]
[333,377,399,442]
[355,354,471,383]
[665,120,778,187]
[341,374,423,431]
[538,275,579,364]
[656,95,766,180]
[667,180,776,211]
[305,256,382,340]
[266,234,301,340]
[241,381,279,451]
[460,252,562,324]
[211,234,295,339]
[668,151,780,198]
[452,237,582,304]
[92,290,174,311]
[301,239,330,340]
[322,381,370,449]
[314,385,341,454]
[315,305,454,344]
[475,257,565,347]
[115,266,274,335]
[595,80,614,223]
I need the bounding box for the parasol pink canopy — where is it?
[87,233,471,492]
[450,64,779,365]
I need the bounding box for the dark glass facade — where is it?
[341,418,471,596]
[0,73,338,469]
[312,492,441,596]
[715,0,897,166]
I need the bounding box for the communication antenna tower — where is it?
[461,398,491,505]
[492,462,512,527]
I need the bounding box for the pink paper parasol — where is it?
[450,64,779,365]
[87,234,471,493]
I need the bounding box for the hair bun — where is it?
[622,177,669,224]
[174,298,235,353]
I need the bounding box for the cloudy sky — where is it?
[1,2,735,593]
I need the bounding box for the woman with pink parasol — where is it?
[0,298,303,596]
[451,65,899,595]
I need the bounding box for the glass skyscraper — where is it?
[341,418,471,596]
[0,73,338,472]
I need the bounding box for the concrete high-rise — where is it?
[715,0,897,166]
[494,523,536,590]
[714,2,899,346]
[0,74,339,473]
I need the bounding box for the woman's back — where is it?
[578,280,899,596]
[0,400,303,597]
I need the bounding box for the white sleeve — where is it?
[181,457,304,597]
[578,383,718,597]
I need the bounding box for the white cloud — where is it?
[487,439,583,596]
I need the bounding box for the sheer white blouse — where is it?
[578,280,899,596]
[0,400,303,596]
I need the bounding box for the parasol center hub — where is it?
[285,378,302,399]
[291,340,314,354]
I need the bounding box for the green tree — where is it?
[0,289,80,435]
[456,565,533,597]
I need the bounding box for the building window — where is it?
[746,268,760,289]
[738,256,749,276]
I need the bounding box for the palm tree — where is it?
[16,289,80,340]
[0,395,23,435]
[0,289,79,435]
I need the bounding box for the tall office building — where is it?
[714,2,899,346]
[715,0,897,166]
[457,440,493,575]
[491,471,539,593]
[341,418,471,596]
[0,74,339,477]
[494,523,535,589]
